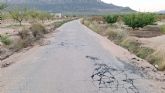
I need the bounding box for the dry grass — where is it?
[120,37,154,59]
[107,28,128,43]
[30,24,47,39]
[160,25,165,33]
[147,48,165,71]
[82,17,165,71]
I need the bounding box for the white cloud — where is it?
[101,0,165,12]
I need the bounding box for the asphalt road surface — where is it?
[0,20,164,93]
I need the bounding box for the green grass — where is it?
[82,17,165,71]
[0,34,12,45]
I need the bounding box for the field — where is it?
[0,6,75,64]
[82,14,165,71]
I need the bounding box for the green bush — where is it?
[0,34,12,45]
[123,13,156,29]
[104,15,118,24]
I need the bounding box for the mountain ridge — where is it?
[0,0,135,14]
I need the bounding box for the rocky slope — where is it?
[1,0,134,14]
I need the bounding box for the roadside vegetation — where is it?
[82,13,165,71]
[0,3,75,64]
[123,13,156,29]
[104,15,118,24]
[160,25,165,33]
[0,34,11,45]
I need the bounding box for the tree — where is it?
[38,12,52,23]
[123,13,156,29]
[0,3,7,24]
[27,10,40,21]
[9,8,27,26]
[104,15,118,24]
[0,3,7,11]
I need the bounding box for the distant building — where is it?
[55,13,62,18]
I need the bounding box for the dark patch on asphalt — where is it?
[86,56,100,61]
[91,63,140,93]
[59,42,65,46]
[1,61,14,68]
[162,87,165,90]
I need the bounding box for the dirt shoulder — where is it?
[81,18,165,81]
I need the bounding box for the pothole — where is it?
[91,63,139,93]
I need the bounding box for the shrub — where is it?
[30,24,47,39]
[160,25,165,33]
[104,15,118,24]
[18,24,47,47]
[0,34,12,45]
[18,28,34,46]
[19,28,31,39]
[107,29,127,43]
[123,13,156,29]
[147,49,165,71]
[120,38,141,53]
[82,19,91,27]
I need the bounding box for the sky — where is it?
[101,0,165,12]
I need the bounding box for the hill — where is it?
[1,0,135,14]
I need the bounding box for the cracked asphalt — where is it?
[0,20,164,93]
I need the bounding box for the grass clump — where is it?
[120,38,140,53]
[0,34,12,45]
[107,28,127,43]
[17,23,47,48]
[136,47,154,59]
[18,28,34,47]
[30,23,47,39]
[160,25,165,33]
[147,49,165,71]
[120,38,154,59]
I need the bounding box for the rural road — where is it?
[0,20,164,93]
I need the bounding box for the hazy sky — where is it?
[101,0,165,12]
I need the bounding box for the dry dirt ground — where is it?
[140,35,165,49]
[0,19,64,35]
[0,20,165,93]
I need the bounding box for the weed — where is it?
[147,49,165,71]
[0,34,12,45]
[136,47,154,59]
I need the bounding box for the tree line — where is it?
[0,3,54,26]
[104,13,156,29]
